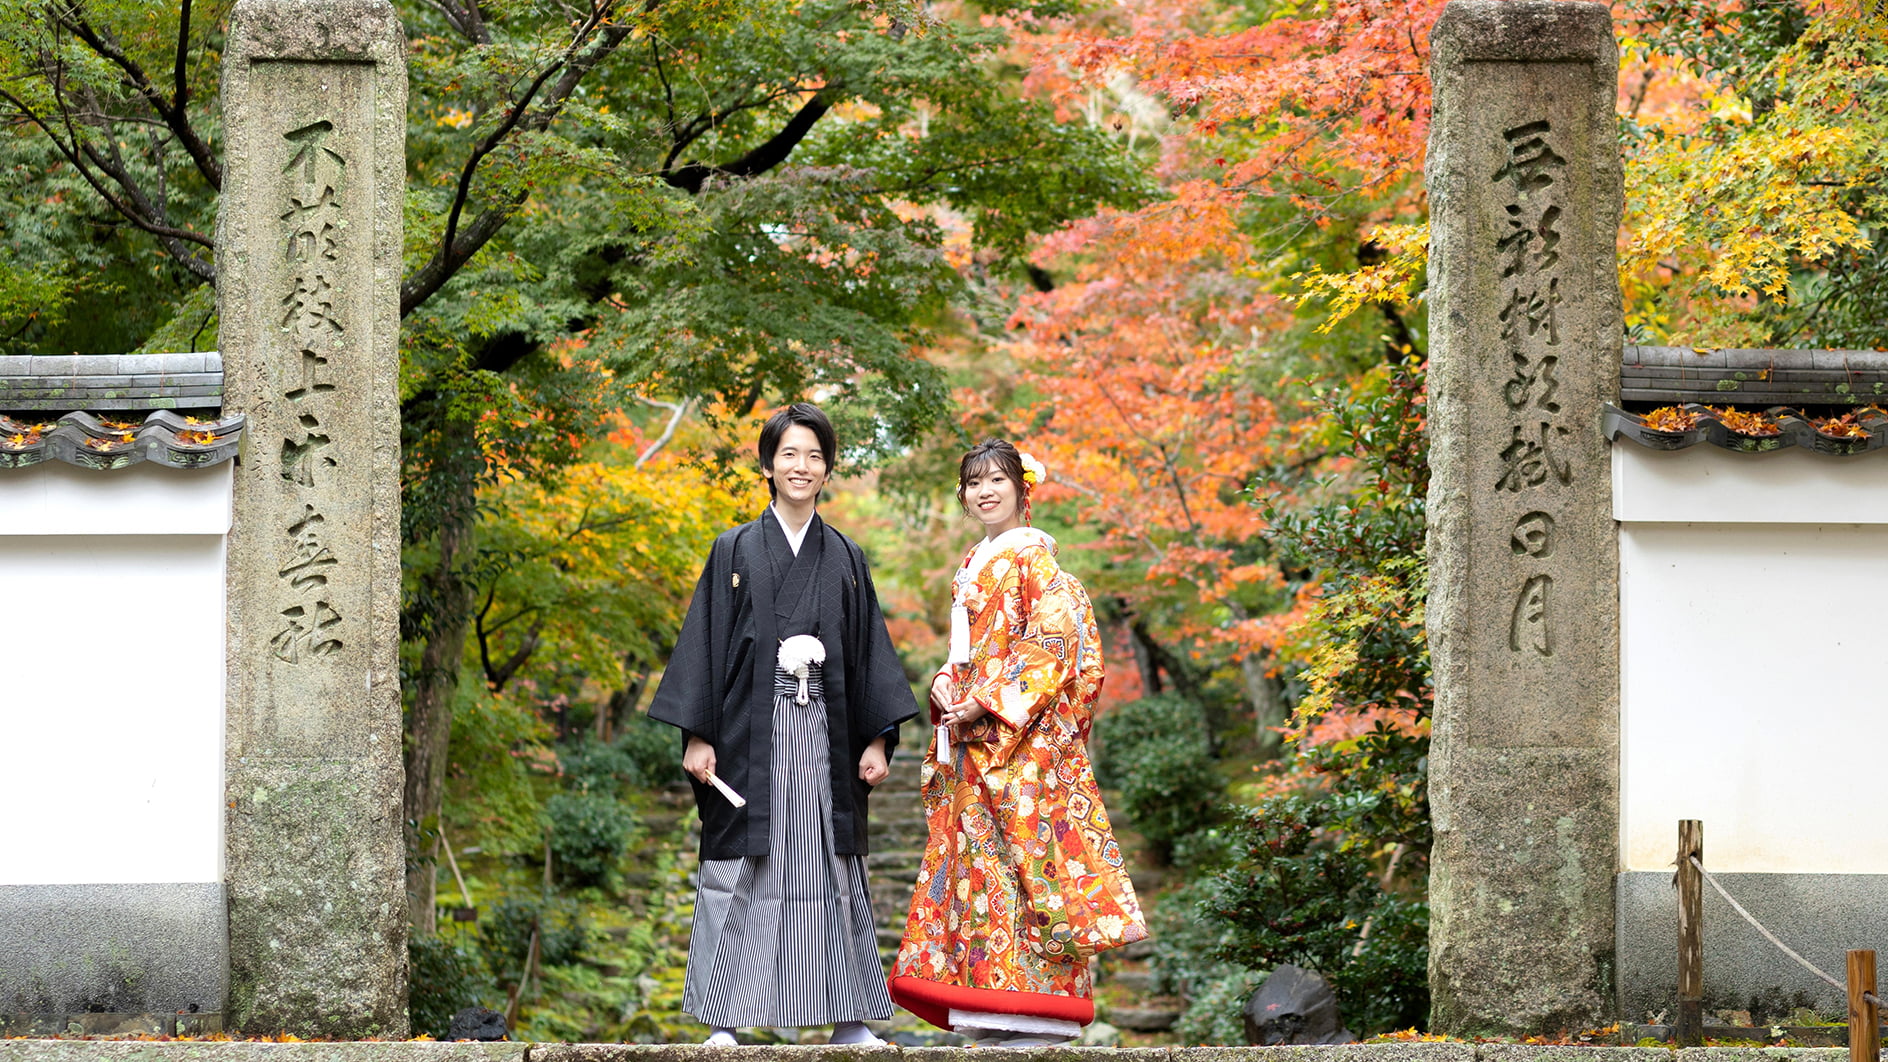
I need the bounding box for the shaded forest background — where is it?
[4,0,1886,1039]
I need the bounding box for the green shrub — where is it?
[1172,966,1261,1046]
[1199,795,1429,1036]
[614,714,682,790]
[560,739,636,796]
[545,791,636,888]
[1169,823,1238,871]
[408,934,497,1039]
[1094,693,1224,861]
[561,720,681,795]
[479,894,591,976]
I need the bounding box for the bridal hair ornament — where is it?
[1019,451,1045,486]
[1018,451,1044,525]
[777,635,826,705]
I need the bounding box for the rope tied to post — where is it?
[1687,854,1888,1013]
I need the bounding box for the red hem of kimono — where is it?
[887,975,1094,1031]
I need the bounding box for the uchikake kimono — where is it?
[888,527,1148,1032]
[649,507,917,1028]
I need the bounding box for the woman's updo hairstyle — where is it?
[956,439,1027,516]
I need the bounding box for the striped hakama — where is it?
[683,663,893,1028]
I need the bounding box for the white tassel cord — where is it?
[776,634,825,707]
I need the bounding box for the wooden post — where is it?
[1849,950,1879,1062]
[1677,819,1704,1046]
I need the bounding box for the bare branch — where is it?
[402,3,633,315]
[401,200,518,315]
[462,0,490,44]
[661,82,806,174]
[426,0,490,43]
[636,396,697,467]
[172,0,192,117]
[57,5,222,189]
[1,86,215,281]
[475,583,545,692]
[483,614,545,692]
[651,36,677,132]
[665,88,838,194]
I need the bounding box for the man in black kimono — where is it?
[649,402,917,1046]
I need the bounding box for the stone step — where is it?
[1110,937,1157,962]
[1103,1004,1184,1032]
[1101,968,1156,993]
[866,847,924,869]
[640,810,685,833]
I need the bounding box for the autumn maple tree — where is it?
[966,0,1440,741]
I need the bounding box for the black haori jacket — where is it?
[649,509,917,860]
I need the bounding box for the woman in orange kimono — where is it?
[888,440,1147,1047]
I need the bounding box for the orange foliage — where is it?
[1706,405,1780,436]
[1641,405,1702,432]
[990,264,1283,652]
[1033,0,1437,209]
[978,0,1445,666]
[1813,412,1870,437]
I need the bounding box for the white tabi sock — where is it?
[830,1021,886,1046]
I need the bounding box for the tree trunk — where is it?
[1223,601,1286,755]
[403,415,480,933]
[1124,618,1163,696]
[1240,650,1285,755]
[600,661,650,741]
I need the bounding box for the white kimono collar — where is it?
[947,527,1056,664]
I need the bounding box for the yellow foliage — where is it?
[472,425,766,687]
[1287,223,1429,333]
[1621,10,1888,343]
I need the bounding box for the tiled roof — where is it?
[0,410,243,470]
[1604,404,1888,457]
[1612,347,1888,456]
[1622,346,1888,407]
[0,353,223,411]
[0,352,241,470]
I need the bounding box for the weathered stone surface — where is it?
[1170,1046,1478,1062]
[1617,870,1888,1023]
[1478,1049,1669,1062]
[218,0,407,1039]
[0,1045,523,1062]
[1108,1007,1183,1032]
[1679,1049,1848,1062]
[529,1048,902,1062]
[1428,748,1618,1034]
[0,883,226,1018]
[1424,0,1622,1038]
[0,1044,1861,1062]
[447,1008,509,1043]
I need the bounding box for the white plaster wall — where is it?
[1616,446,1888,874]
[0,462,228,885]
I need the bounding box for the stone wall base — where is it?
[1618,870,1888,1023]
[0,883,225,1017]
[0,1012,223,1038]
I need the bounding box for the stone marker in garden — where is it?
[219,0,409,1037]
[1424,0,1623,1037]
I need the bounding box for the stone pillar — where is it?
[1424,0,1622,1037]
[218,0,408,1038]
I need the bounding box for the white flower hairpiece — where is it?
[777,634,826,705]
[1019,451,1046,487]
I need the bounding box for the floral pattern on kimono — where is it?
[891,533,1147,1007]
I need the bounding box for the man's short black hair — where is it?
[757,402,837,498]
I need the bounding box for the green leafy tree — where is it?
[0,0,1147,927]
